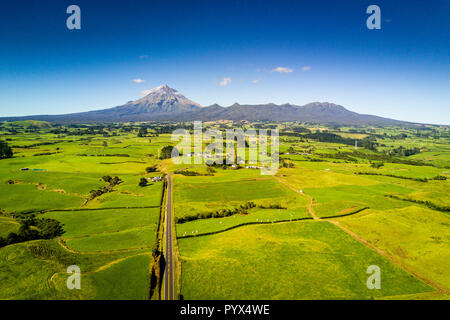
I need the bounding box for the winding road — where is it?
[164,174,175,300]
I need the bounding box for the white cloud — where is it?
[252,78,261,84]
[139,55,149,59]
[301,66,312,72]
[219,77,232,86]
[272,67,293,73]
[132,78,145,84]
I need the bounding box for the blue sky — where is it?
[0,0,449,124]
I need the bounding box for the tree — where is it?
[138,127,147,137]
[111,176,122,186]
[206,166,216,175]
[370,162,384,169]
[35,218,65,239]
[0,141,13,159]
[160,145,178,159]
[139,177,148,187]
[146,166,157,173]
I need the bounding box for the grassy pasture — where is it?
[0,129,169,299]
[0,182,85,212]
[83,254,152,299]
[86,182,163,208]
[305,183,411,218]
[0,240,148,299]
[42,208,160,238]
[179,221,433,299]
[176,178,286,203]
[0,216,20,237]
[66,226,156,252]
[173,169,306,222]
[177,206,309,237]
[1,122,449,300]
[335,206,450,292]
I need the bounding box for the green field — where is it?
[0,123,168,299]
[0,120,449,300]
[179,221,433,299]
[336,206,450,292]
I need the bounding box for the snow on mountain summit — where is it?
[115,85,202,115]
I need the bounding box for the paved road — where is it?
[164,174,174,300]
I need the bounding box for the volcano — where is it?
[0,85,414,125]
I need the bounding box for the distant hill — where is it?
[0,85,415,125]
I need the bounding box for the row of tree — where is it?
[89,176,123,199]
[176,202,257,224]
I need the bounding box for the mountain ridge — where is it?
[0,85,418,125]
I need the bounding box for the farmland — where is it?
[0,120,449,299]
[0,122,166,299]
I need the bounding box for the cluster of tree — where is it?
[351,151,433,167]
[314,152,358,163]
[257,203,286,209]
[301,132,379,151]
[0,141,13,159]
[307,158,326,162]
[89,176,123,199]
[160,146,178,159]
[154,124,194,134]
[360,138,378,151]
[49,128,69,134]
[430,175,447,180]
[175,202,257,224]
[102,175,122,185]
[137,127,148,137]
[0,214,65,248]
[370,162,384,169]
[286,146,295,153]
[139,177,149,187]
[389,133,408,140]
[280,159,295,168]
[175,170,213,176]
[206,162,237,170]
[387,146,421,157]
[303,132,355,145]
[65,128,110,136]
[146,166,158,173]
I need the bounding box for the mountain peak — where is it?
[131,85,201,107]
[304,102,342,109]
[110,85,202,116]
[142,84,180,97]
